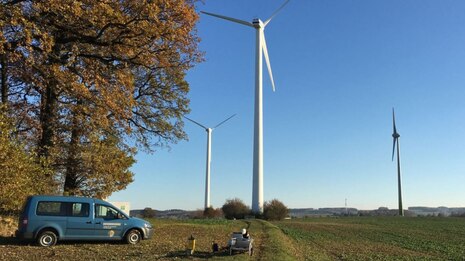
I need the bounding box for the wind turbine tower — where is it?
[391,108,404,216]
[201,0,290,214]
[185,115,236,209]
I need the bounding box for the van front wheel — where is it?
[37,230,57,247]
[125,229,141,245]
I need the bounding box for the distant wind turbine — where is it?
[185,114,236,209]
[201,0,290,214]
[391,108,404,216]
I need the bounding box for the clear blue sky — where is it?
[110,0,465,211]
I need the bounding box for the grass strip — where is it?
[257,219,301,261]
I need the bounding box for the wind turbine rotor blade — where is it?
[214,114,236,129]
[261,32,276,92]
[184,116,208,130]
[392,108,397,134]
[392,138,396,161]
[264,0,291,27]
[201,11,254,27]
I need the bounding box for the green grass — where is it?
[257,220,301,261]
[273,217,465,260]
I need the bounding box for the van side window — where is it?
[37,201,90,217]
[95,204,119,220]
[37,201,66,216]
[72,203,90,217]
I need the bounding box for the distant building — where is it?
[289,208,358,218]
[110,202,131,215]
[407,206,465,217]
[409,207,442,216]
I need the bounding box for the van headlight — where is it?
[144,223,152,229]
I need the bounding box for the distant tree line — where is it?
[141,207,157,219]
[0,0,202,213]
[138,199,289,221]
[219,198,288,221]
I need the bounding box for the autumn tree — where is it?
[0,105,53,213]
[222,198,251,220]
[203,207,222,218]
[62,130,136,198]
[141,207,156,218]
[1,0,202,196]
[263,199,288,221]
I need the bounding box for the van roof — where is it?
[29,195,108,205]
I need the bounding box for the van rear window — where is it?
[36,201,90,217]
[37,202,64,216]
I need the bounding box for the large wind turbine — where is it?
[391,108,404,216]
[185,114,236,209]
[201,0,290,214]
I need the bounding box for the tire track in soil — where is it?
[254,220,268,261]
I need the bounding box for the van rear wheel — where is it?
[125,229,141,244]
[37,230,57,247]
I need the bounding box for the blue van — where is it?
[16,195,154,247]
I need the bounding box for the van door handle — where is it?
[96,222,102,224]
[86,221,92,224]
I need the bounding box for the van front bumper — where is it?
[143,227,154,239]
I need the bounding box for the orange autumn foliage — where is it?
[1,0,202,197]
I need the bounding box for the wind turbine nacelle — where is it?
[252,18,263,28]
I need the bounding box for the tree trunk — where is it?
[38,83,57,166]
[0,52,7,104]
[64,100,82,195]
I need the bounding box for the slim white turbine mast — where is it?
[391,108,404,216]
[185,115,236,209]
[201,0,290,214]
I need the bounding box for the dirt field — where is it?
[0,218,280,261]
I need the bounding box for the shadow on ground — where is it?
[0,236,127,246]
[165,250,233,259]
[0,236,23,246]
